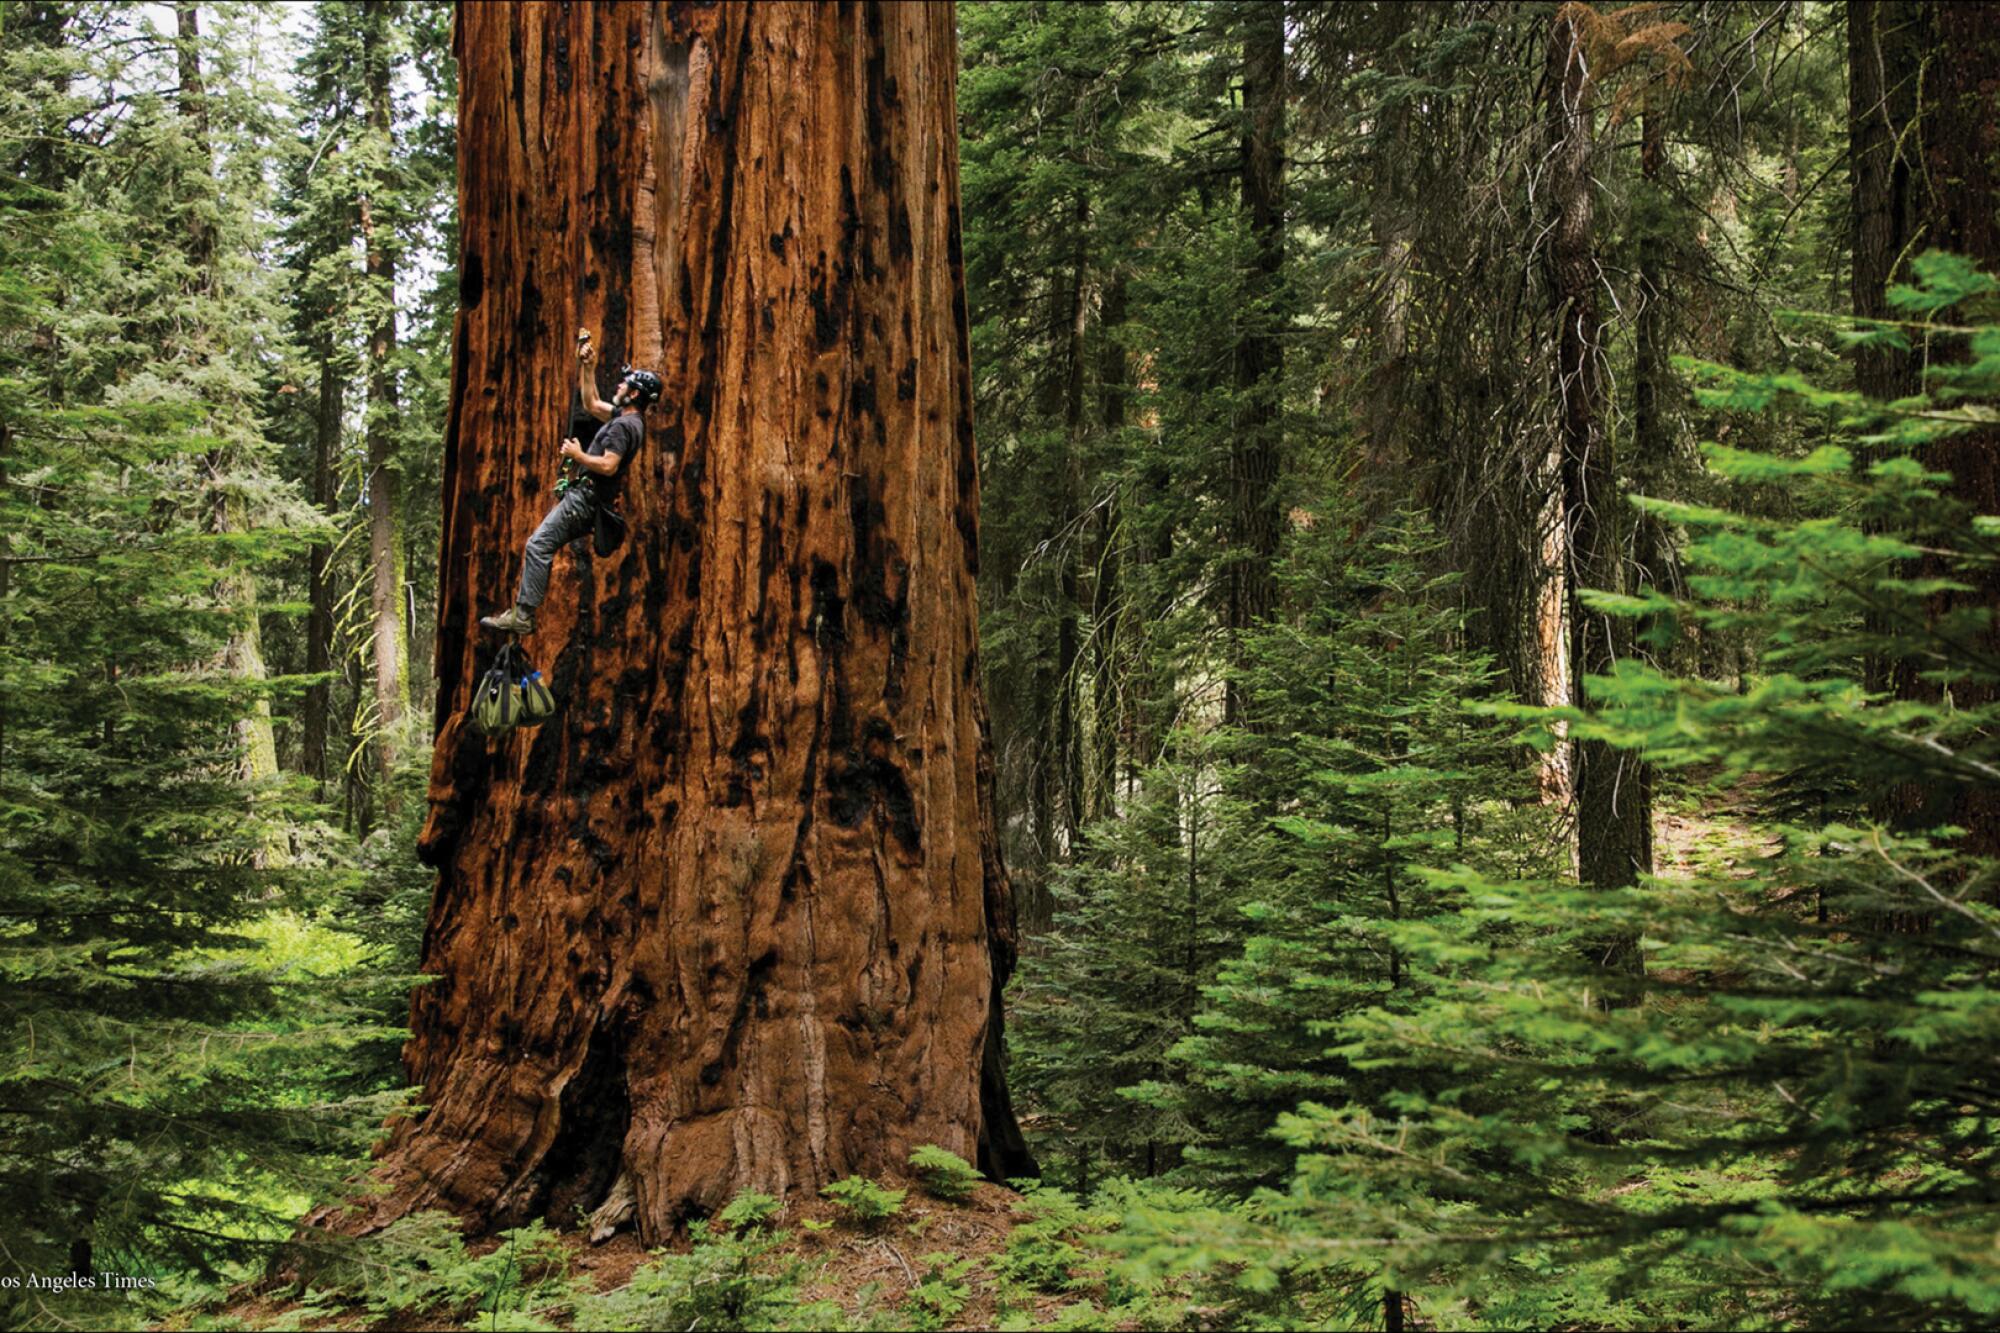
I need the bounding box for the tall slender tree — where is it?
[176,2,282,787]
[0,9,392,1320]
[1899,2,2000,854]
[1847,2,2000,855]
[1226,0,1286,724]
[1848,1,1925,405]
[1544,3,1691,912]
[360,0,410,799]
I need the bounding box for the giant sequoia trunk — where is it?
[312,0,1030,1245]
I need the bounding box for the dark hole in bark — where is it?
[460,249,484,310]
[538,1016,634,1230]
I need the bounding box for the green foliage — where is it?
[990,1184,1109,1296]
[0,10,413,1328]
[270,0,457,831]
[1159,508,1555,1192]
[909,1144,982,1202]
[1010,738,1254,1184]
[281,1195,832,1333]
[899,1251,976,1332]
[1016,504,1555,1191]
[570,1216,814,1333]
[820,1176,906,1229]
[717,1190,782,1234]
[1106,260,2000,1330]
[286,1212,581,1327]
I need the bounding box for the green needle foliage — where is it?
[1011,741,1253,1186]
[1149,509,1556,1194]
[1017,505,1554,1193]
[0,12,411,1328]
[1106,257,2000,1330]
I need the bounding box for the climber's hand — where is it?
[577,335,596,364]
[560,438,583,463]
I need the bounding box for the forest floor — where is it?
[1651,775,1778,882]
[180,1181,1072,1332]
[178,786,1772,1333]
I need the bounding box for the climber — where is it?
[480,333,662,636]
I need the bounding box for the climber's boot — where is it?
[479,603,536,636]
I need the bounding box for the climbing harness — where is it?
[473,639,558,737]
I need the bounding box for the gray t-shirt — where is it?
[588,411,642,501]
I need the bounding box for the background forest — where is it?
[3,1,1997,1330]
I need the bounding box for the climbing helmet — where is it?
[619,366,664,407]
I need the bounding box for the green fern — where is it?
[820,1176,906,1228]
[909,1145,982,1201]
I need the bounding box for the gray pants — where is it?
[518,486,594,609]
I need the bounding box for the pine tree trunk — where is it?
[1058,193,1089,849]
[1850,2,2000,856]
[1848,1,1925,405]
[1226,0,1285,724]
[1849,0,1929,806]
[1548,10,1649,930]
[1624,95,1671,865]
[1361,0,1415,519]
[1632,100,1676,610]
[309,0,1031,1244]
[304,356,341,790]
[175,5,215,279]
[1090,272,1128,822]
[1528,435,1573,808]
[177,2,280,788]
[1909,1,2000,853]
[362,0,410,804]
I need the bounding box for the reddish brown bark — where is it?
[311,0,1029,1245]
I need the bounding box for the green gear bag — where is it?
[519,671,557,723]
[474,641,558,737]
[473,664,521,736]
[474,641,527,737]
